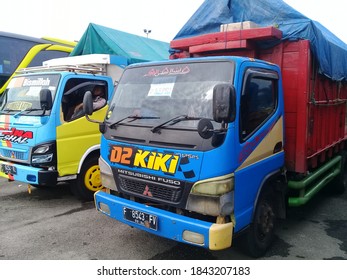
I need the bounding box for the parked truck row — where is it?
[1,1,346,258]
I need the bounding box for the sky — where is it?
[1,0,346,44]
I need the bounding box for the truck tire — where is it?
[245,190,276,258]
[71,156,103,201]
[331,151,347,195]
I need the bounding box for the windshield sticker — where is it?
[148,83,174,97]
[144,66,190,77]
[8,77,51,88]
[6,102,32,110]
[148,76,176,97]
[8,77,24,88]
[23,78,51,87]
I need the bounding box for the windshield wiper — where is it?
[0,109,15,114]
[151,115,202,133]
[110,115,159,129]
[13,108,44,118]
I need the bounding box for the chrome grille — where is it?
[119,176,183,203]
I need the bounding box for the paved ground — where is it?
[0,177,346,260]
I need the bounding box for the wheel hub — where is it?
[84,165,103,192]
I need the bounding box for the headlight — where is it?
[32,153,53,163]
[31,141,56,167]
[99,156,118,191]
[33,145,51,154]
[187,174,234,216]
[191,174,234,195]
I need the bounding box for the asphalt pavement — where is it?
[0,177,346,260]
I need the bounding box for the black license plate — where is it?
[0,163,17,175]
[123,207,158,231]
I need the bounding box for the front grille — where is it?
[0,148,28,162]
[119,176,183,203]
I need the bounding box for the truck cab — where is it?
[0,54,127,200]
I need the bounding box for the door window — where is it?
[61,78,107,122]
[240,70,278,141]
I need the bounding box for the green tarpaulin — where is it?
[71,23,170,64]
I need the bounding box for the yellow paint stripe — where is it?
[237,117,284,171]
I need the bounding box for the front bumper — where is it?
[0,160,58,186]
[94,190,234,250]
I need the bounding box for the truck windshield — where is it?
[0,74,60,115]
[107,61,235,130]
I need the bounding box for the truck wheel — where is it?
[331,151,347,195]
[72,156,103,201]
[245,190,276,258]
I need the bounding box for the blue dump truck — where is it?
[86,1,347,256]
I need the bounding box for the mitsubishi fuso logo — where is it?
[143,185,153,197]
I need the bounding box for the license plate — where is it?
[123,207,158,231]
[0,163,17,175]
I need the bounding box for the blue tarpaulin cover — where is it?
[173,0,347,81]
[71,23,170,64]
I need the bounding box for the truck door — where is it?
[56,77,108,179]
[234,65,284,231]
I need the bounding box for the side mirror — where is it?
[213,84,236,123]
[83,90,104,125]
[197,118,214,139]
[83,91,93,116]
[40,89,53,110]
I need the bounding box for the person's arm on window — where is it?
[93,96,106,110]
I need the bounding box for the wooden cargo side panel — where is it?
[260,40,310,173]
[284,40,309,173]
[260,40,347,173]
[307,72,347,168]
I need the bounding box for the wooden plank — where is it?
[170,26,282,50]
[189,40,251,53]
